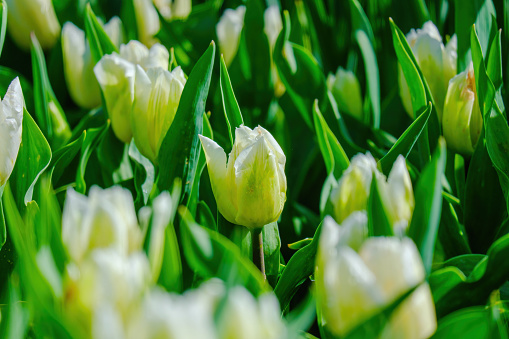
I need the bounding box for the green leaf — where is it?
[31,34,71,149]
[0,0,7,58]
[9,109,52,209]
[179,206,267,296]
[156,42,215,202]
[486,29,502,90]
[220,55,244,146]
[97,126,134,187]
[84,3,119,63]
[471,24,496,117]
[367,175,394,237]
[378,103,432,175]
[129,141,155,207]
[432,307,491,338]
[274,222,322,311]
[313,100,349,179]
[438,200,471,259]
[49,132,85,184]
[408,137,446,274]
[262,221,281,287]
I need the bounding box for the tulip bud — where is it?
[62,17,123,109]
[0,78,24,188]
[217,287,287,339]
[199,125,287,228]
[264,5,285,98]
[442,63,482,155]
[399,21,457,119]
[62,186,143,263]
[133,0,161,47]
[154,0,192,20]
[131,65,186,164]
[216,6,246,67]
[315,214,436,337]
[329,153,414,234]
[327,67,363,120]
[94,41,170,143]
[6,0,61,50]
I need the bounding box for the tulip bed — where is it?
[1,0,509,338]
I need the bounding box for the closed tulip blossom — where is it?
[327,67,363,120]
[131,65,186,164]
[315,214,437,338]
[399,21,457,119]
[154,0,192,20]
[199,125,286,229]
[442,63,482,155]
[216,6,246,67]
[0,78,24,188]
[94,41,170,143]
[62,18,123,109]
[329,153,414,234]
[6,0,61,50]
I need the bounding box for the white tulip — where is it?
[327,67,363,120]
[6,0,61,50]
[94,41,170,143]
[131,65,186,163]
[133,0,161,47]
[216,6,246,66]
[62,186,142,263]
[199,125,287,228]
[0,78,24,188]
[315,215,437,337]
[442,63,482,155]
[154,0,192,20]
[329,153,414,234]
[399,21,457,119]
[62,17,123,109]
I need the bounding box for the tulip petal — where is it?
[234,137,282,227]
[0,78,24,187]
[199,135,236,223]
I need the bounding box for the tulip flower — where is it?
[315,214,437,338]
[329,153,414,234]
[62,17,123,109]
[131,65,186,164]
[6,0,61,50]
[399,21,457,119]
[62,186,143,263]
[264,5,285,97]
[0,78,23,188]
[327,67,363,120]
[94,41,170,143]
[199,125,287,229]
[154,0,192,20]
[133,0,161,47]
[442,63,482,155]
[216,6,246,67]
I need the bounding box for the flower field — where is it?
[1,0,509,338]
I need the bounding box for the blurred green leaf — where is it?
[0,0,7,58]
[156,42,215,202]
[367,175,394,237]
[220,55,244,146]
[408,137,446,274]
[432,306,491,338]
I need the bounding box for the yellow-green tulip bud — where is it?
[131,65,186,164]
[327,67,363,120]
[399,21,457,119]
[154,0,192,20]
[133,0,161,47]
[62,18,123,109]
[329,153,414,234]
[6,0,61,50]
[315,214,437,338]
[94,41,170,143]
[0,78,24,187]
[216,6,246,67]
[62,186,143,263]
[442,63,482,155]
[199,125,287,228]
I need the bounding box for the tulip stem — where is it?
[251,228,266,280]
